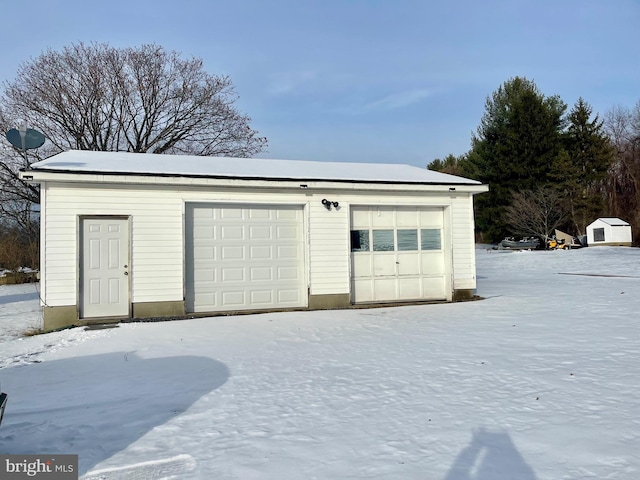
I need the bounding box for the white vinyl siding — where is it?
[451,194,478,290]
[43,184,183,307]
[40,182,480,310]
[308,198,349,295]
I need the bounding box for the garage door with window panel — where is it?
[185,204,306,313]
[350,206,447,303]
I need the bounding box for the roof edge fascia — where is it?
[19,169,489,194]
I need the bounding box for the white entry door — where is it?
[81,217,130,318]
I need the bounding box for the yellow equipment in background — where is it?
[546,237,568,250]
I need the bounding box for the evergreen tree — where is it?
[556,98,614,234]
[467,77,567,241]
[427,153,473,177]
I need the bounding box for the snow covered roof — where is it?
[593,218,630,226]
[28,150,483,186]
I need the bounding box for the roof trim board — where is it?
[24,150,486,187]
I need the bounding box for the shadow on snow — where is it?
[0,291,40,305]
[444,427,537,480]
[0,351,229,475]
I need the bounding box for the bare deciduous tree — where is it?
[603,102,640,244]
[2,43,267,158]
[0,223,39,271]
[504,187,567,241]
[0,43,268,267]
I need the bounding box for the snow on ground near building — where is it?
[0,247,639,479]
[0,282,42,342]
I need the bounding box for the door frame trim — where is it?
[77,215,132,319]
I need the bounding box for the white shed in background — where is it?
[586,218,632,246]
[21,150,488,331]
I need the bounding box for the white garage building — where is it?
[22,150,488,331]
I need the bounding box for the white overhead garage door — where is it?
[350,206,448,303]
[185,204,307,313]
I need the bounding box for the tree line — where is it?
[428,76,640,245]
[1,47,637,270]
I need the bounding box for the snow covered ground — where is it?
[0,246,639,479]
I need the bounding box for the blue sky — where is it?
[1,0,638,167]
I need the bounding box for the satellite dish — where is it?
[6,127,46,151]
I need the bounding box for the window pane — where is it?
[421,229,441,250]
[594,227,605,242]
[350,230,370,252]
[397,229,418,251]
[372,229,394,251]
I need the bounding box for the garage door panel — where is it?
[186,203,306,313]
[278,289,301,303]
[251,290,273,304]
[221,245,245,260]
[373,278,397,300]
[398,278,421,298]
[353,278,374,302]
[194,269,215,282]
[193,208,215,219]
[194,292,216,308]
[422,277,446,299]
[220,208,243,220]
[420,210,443,226]
[249,208,271,220]
[277,266,300,280]
[352,255,372,277]
[351,209,370,229]
[250,267,272,281]
[194,246,215,260]
[351,206,447,303]
[371,207,394,227]
[397,253,420,275]
[249,245,272,259]
[221,267,244,281]
[277,226,299,239]
[194,225,215,239]
[221,225,244,240]
[277,209,299,220]
[249,225,272,240]
[373,254,396,276]
[277,245,302,259]
[421,252,445,275]
[396,209,418,227]
[222,291,245,306]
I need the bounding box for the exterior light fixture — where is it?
[321,199,339,210]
